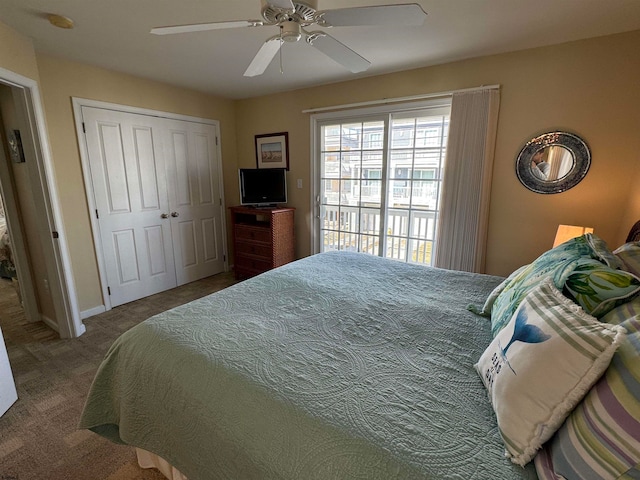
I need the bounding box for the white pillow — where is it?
[475,279,626,466]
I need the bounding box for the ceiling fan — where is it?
[150,1,427,77]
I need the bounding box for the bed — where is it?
[80,228,640,480]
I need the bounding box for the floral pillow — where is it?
[563,257,640,317]
[489,234,616,336]
[476,280,625,466]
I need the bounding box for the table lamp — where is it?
[553,224,594,248]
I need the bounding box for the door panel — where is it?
[82,106,177,307]
[164,120,225,285]
[134,126,161,211]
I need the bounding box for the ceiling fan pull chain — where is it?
[279,27,284,74]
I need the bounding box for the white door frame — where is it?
[0,67,84,338]
[72,97,228,311]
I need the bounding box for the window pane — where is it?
[342,123,362,150]
[361,179,381,207]
[320,205,340,230]
[322,152,340,178]
[409,210,437,241]
[408,239,434,265]
[322,230,340,251]
[341,231,359,251]
[341,152,361,178]
[411,180,439,210]
[360,234,379,255]
[321,179,340,205]
[340,180,360,206]
[391,118,415,149]
[388,179,410,207]
[362,121,385,150]
[385,235,407,261]
[387,208,409,237]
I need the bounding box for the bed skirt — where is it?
[136,448,187,480]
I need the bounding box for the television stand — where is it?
[250,204,279,209]
[229,206,295,279]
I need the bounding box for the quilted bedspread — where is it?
[80,251,538,479]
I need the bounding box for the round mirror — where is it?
[516,131,590,194]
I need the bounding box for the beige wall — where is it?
[0,21,39,80]
[35,54,238,312]
[235,29,640,276]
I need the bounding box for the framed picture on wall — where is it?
[255,132,289,170]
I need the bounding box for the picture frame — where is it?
[255,132,289,170]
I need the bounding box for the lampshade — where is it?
[553,224,594,248]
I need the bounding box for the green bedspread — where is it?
[80,251,538,479]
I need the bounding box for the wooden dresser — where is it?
[229,206,295,279]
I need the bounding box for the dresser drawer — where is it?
[235,254,272,272]
[234,225,272,243]
[235,241,273,259]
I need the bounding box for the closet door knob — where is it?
[171,212,179,217]
[161,213,169,219]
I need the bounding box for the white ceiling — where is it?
[1,0,640,100]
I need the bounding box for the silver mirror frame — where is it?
[516,131,590,194]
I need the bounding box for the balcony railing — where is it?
[320,205,436,265]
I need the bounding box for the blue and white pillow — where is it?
[476,279,625,466]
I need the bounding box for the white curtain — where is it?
[433,88,500,273]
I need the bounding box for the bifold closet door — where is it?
[82,107,177,307]
[163,119,225,285]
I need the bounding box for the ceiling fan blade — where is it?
[244,38,282,77]
[266,0,295,10]
[151,20,261,35]
[317,4,427,27]
[307,32,371,73]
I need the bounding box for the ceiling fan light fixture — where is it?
[279,20,302,42]
[48,14,74,29]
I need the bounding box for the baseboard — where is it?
[41,315,59,333]
[81,305,106,320]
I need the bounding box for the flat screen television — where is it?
[239,168,287,206]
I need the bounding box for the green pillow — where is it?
[614,241,640,277]
[489,234,616,336]
[563,258,640,317]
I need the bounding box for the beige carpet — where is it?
[0,272,238,480]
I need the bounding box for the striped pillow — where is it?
[535,298,640,479]
[476,279,626,466]
[615,241,640,277]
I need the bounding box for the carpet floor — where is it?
[0,272,238,480]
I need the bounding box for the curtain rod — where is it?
[302,84,500,114]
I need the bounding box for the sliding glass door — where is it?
[315,103,450,265]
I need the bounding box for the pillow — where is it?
[535,301,640,479]
[563,257,640,317]
[468,265,528,317]
[475,279,626,467]
[489,234,615,336]
[614,241,640,277]
[586,234,623,269]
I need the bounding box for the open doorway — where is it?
[0,67,83,339]
[0,83,42,328]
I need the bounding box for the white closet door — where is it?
[164,119,225,284]
[82,107,177,307]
